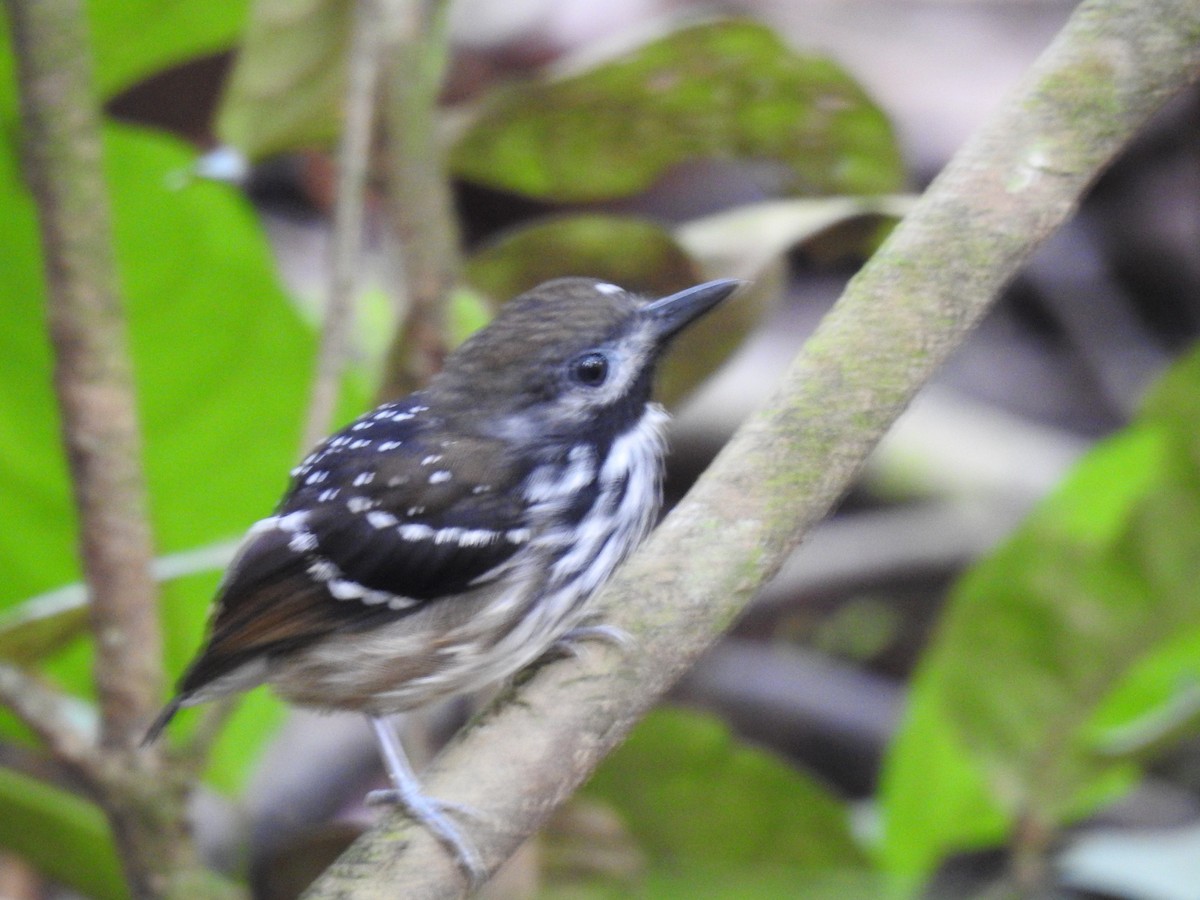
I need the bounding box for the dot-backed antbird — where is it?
[146,277,741,885]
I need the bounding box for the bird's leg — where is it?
[365,715,487,887]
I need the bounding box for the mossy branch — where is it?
[302,0,1200,896]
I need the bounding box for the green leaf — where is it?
[451,20,903,202]
[0,121,366,788]
[0,590,90,665]
[0,2,249,121]
[89,0,250,100]
[1087,624,1200,756]
[0,767,128,900]
[466,214,701,301]
[876,666,1010,890]
[214,0,351,157]
[583,708,867,875]
[879,344,1200,888]
[676,196,915,281]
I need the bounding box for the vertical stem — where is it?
[6,0,161,753]
[1011,810,1054,895]
[300,0,386,452]
[377,0,461,400]
[3,3,235,896]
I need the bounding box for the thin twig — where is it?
[6,0,161,755]
[300,0,386,453]
[303,0,1200,894]
[376,0,461,399]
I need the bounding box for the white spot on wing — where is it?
[277,511,310,533]
[379,440,403,451]
[594,282,624,296]
[307,559,336,581]
[288,530,318,553]
[399,523,435,541]
[352,471,375,486]
[328,578,364,600]
[367,510,399,529]
[420,454,443,466]
[429,470,452,484]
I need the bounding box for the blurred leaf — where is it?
[879,343,1200,888]
[584,708,867,876]
[0,593,89,666]
[215,0,351,157]
[0,121,366,788]
[635,867,890,900]
[465,213,771,405]
[466,214,699,301]
[0,767,128,900]
[544,866,888,900]
[0,540,240,666]
[876,664,1011,890]
[451,20,903,202]
[676,196,914,281]
[1087,625,1200,756]
[0,2,249,120]
[89,0,250,100]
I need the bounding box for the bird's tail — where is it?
[141,696,183,746]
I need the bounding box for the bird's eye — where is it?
[570,352,609,387]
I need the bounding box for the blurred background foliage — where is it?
[2,1,1199,898]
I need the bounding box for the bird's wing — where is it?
[176,401,535,696]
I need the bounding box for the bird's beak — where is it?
[643,279,743,344]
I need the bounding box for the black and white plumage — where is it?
[146,276,740,885]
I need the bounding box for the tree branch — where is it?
[6,0,161,754]
[304,0,1200,895]
[5,2,245,896]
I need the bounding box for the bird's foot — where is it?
[367,786,487,887]
[551,623,632,659]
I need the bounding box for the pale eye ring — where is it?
[570,352,609,387]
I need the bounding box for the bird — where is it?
[145,276,741,885]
